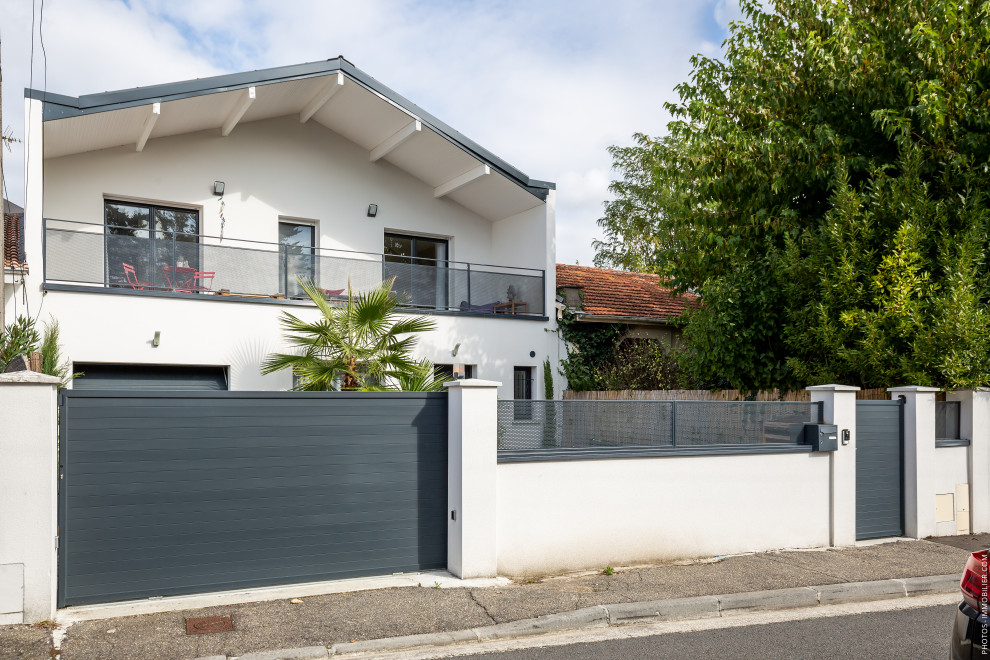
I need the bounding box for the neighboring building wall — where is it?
[623,323,679,345]
[15,102,557,398]
[496,453,831,576]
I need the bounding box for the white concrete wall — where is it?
[890,387,939,539]
[934,445,970,537]
[0,373,60,624]
[12,110,556,398]
[950,389,990,534]
[37,289,553,399]
[496,452,831,576]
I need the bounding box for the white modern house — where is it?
[6,57,558,399]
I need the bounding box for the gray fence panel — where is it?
[58,390,447,607]
[497,400,822,459]
[855,400,904,540]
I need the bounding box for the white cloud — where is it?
[0,0,730,266]
[714,0,745,26]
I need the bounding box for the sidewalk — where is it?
[2,535,985,660]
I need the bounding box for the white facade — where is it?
[7,61,561,398]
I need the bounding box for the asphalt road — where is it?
[463,604,959,659]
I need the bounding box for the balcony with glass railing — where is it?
[42,219,546,317]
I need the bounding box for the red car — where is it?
[952,550,990,659]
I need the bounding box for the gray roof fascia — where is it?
[26,58,554,200]
[570,311,683,325]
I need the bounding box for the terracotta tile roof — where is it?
[4,211,27,271]
[556,264,697,322]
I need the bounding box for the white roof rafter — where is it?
[299,72,344,123]
[370,119,421,162]
[135,103,160,152]
[221,87,256,136]
[434,164,490,198]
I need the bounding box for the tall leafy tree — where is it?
[596,0,990,390]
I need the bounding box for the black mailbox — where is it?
[804,423,839,451]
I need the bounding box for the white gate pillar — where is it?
[0,372,61,623]
[807,385,859,547]
[889,386,939,539]
[445,379,500,578]
[948,389,990,534]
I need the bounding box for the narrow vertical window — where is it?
[514,366,533,420]
[279,222,316,298]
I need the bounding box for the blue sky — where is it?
[0,0,740,265]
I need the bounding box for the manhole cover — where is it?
[185,616,234,635]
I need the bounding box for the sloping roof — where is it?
[556,264,697,322]
[3,199,27,270]
[3,210,27,271]
[28,57,554,203]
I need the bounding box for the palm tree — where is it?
[261,277,441,391]
[387,358,448,392]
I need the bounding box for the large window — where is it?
[383,233,449,309]
[105,200,199,290]
[279,221,317,298]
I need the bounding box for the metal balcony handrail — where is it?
[43,218,545,276]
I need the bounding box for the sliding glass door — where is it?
[105,201,200,290]
[383,233,449,309]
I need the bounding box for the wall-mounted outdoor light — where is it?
[452,343,461,357]
[153,331,161,347]
[213,181,225,196]
[530,351,536,358]
[367,204,378,217]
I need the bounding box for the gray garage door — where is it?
[72,363,228,390]
[855,400,904,540]
[58,390,447,607]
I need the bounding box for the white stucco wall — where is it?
[496,452,831,576]
[934,445,970,537]
[12,104,558,397]
[37,289,552,399]
[42,116,506,259]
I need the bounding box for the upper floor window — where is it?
[279,221,316,298]
[384,233,449,309]
[105,200,199,290]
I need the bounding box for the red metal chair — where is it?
[122,263,153,290]
[188,271,215,293]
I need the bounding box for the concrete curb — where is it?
[188,574,962,659]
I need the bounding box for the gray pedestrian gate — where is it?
[58,390,448,607]
[855,400,905,540]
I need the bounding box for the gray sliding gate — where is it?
[855,400,905,540]
[58,390,448,607]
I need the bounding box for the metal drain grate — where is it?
[185,615,234,635]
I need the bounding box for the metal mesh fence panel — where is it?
[497,400,823,452]
[672,401,819,445]
[45,226,105,284]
